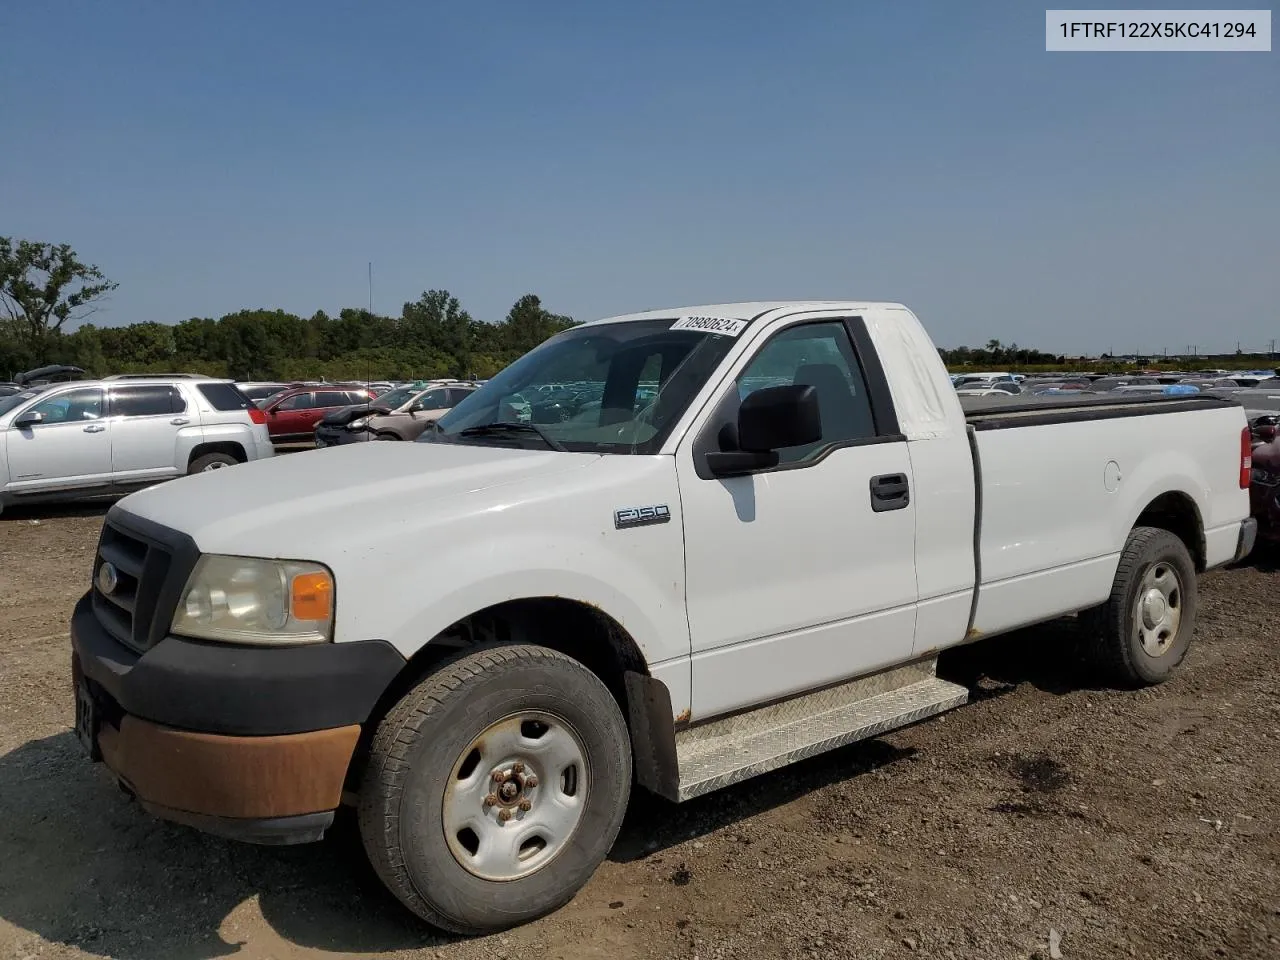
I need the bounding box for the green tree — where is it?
[0,238,118,363]
[499,294,576,355]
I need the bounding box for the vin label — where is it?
[670,315,748,337]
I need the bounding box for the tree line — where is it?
[2,238,1273,381]
[1,238,576,381]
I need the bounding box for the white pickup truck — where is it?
[69,301,1256,933]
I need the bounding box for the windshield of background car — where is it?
[0,390,43,418]
[372,386,418,409]
[421,319,743,453]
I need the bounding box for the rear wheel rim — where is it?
[442,711,590,882]
[201,461,228,472]
[1134,561,1183,657]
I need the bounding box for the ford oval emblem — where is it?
[97,561,119,596]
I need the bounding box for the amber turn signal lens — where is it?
[291,571,333,620]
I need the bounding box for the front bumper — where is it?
[70,591,405,842]
[314,425,369,447]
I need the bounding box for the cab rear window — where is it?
[196,383,254,411]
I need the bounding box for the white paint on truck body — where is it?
[114,300,1252,727]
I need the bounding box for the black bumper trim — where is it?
[71,592,406,736]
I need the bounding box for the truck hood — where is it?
[116,441,599,553]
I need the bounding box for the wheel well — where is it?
[347,598,650,794]
[1135,492,1205,570]
[188,441,247,466]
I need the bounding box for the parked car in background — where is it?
[1249,435,1280,547]
[12,364,86,386]
[236,382,294,404]
[0,378,272,513]
[314,381,479,446]
[258,385,378,442]
[952,372,1019,391]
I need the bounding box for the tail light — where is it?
[1241,426,1252,488]
[248,407,267,426]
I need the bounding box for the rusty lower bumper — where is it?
[98,716,360,844]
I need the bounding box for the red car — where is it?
[259,385,378,442]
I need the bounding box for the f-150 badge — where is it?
[614,505,671,529]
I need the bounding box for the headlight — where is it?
[347,417,370,431]
[171,555,334,645]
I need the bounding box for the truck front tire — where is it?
[357,644,633,934]
[1083,526,1198,686]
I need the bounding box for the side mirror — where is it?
[705,384,822,477]
[13,410,44,429]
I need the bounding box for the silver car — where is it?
[0,377,274,514]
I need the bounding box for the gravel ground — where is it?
[1,504,1277,960]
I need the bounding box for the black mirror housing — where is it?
[738,384,822,452]
[705,384,822,477]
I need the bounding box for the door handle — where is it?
[83,423,106,433]
[170,417,190,425]
[869,473,910,512]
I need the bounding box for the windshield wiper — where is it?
[455,422,567,452]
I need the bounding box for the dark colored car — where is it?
[1250,436,1280,547]
[314,382,477,447]
[259,385,378,442]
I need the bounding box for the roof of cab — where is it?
[581,301,908,327]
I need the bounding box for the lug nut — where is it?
[492,770,507,783]
[518,798,532,812]
[484,793,498,807]
[524,775,538,788]
[511,761,525,774]
[497,808,512,822]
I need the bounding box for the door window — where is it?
[25,388,105,424]
[734,322,877,465]
[414,389,451,411]
[314,391,353,407]
[447,387,475,405]
[275,393,314,410]
[112,385,185,417]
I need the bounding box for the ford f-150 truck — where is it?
[69,301,1257,933]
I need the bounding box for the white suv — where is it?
[0,377,274,514]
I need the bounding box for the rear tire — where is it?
[188,452,238,474]
[1081,526,1198,686]
[357,645,632,934]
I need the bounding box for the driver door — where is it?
[5,387,112,493]
[676,317,918,719]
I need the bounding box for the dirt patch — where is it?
[2,505,1278,959]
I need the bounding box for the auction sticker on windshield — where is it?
[670,315,747,337]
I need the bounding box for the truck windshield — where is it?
[421,319,741,454]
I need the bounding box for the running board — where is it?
[673,660,969,801]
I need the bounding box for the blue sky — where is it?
[1,2,1276,354]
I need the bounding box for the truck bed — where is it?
[959,390,1247,641]
[960,392,1240,429]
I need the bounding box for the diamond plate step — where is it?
[674,663,969,801]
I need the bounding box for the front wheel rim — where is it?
[442,711,590,881]
[202,461,228,472]
[1134,561,1183,657]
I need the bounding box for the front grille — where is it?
[92,519,173,653]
